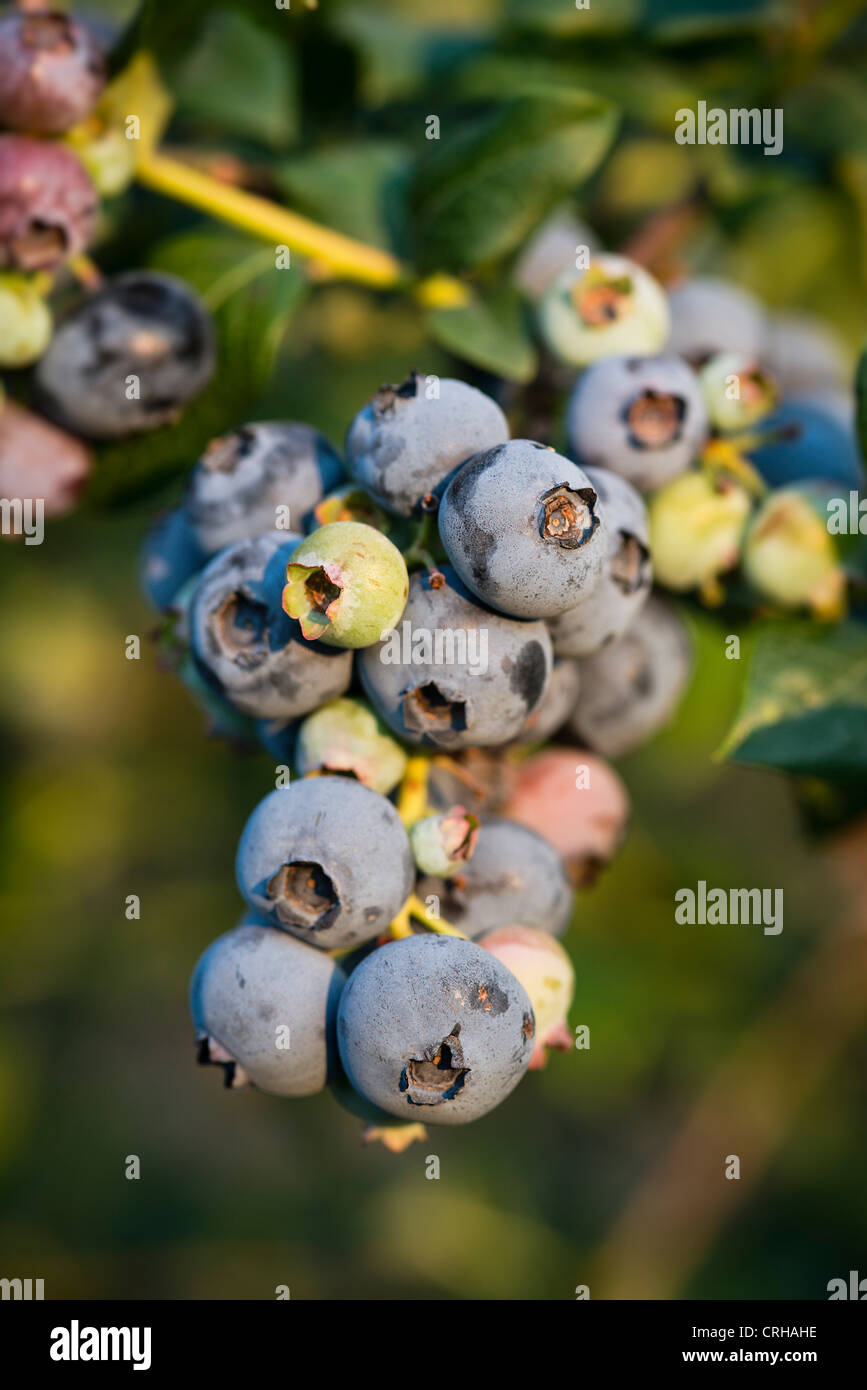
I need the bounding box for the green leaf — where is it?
[175,9,297,148]
[276,141,411,251]
[426,286,538,383]
[86,231,308,506]
[411,91,618,274]
[505,0,640,36]
[718,620,867,778]
[857,345,867,466]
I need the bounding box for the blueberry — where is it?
[566,354,708,491]
[0,398,91,517]
[666,276,768,366]
[409,805,479,879]
[765,313,848,398]
[438,440,608,618]
[282,520,409,648]
[648,470,751,596]
[539,253,670,368]
[514,657,582,744]
[697,352,778,433]
[0,271,52,367]
[35,271,216,439]
[190,531,353,720]
[186,422,344,555]
[417,816,574,940]
[742,484,846,619]
[0,133,97,272]
[750,399,863,490]
[140,507,207,614]
[358,565,553,750]
[295,696,407,795]
[547,465,651,658]
[512,210,602,301]
[336,934,535,1125]
[0,9,106,135]
[345,370,509,517]
[569,595,693,757]
[191,918,346,1096]
[476,926,574,1069]
[503,748,630,885]
[236,776,415,949]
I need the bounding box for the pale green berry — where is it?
[538,253,670,367]
[282,520,409,648]
[698,352,778,433]
[64,121,137,198]
[409,805,479,879]
[477,926,575,1069]
[0,273,52,367]
[742,485,846,619]
[648,470,752,596]
[295,697,407,795]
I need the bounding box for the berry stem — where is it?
[135,148,471,305]
[406,893,469,940]
[397,755,431,828]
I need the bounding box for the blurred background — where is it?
[1,0,866,1299]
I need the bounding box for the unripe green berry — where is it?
[539,253,670,367]
[742,485,846,619]
[0,272,52,366]
[648,470,752,595]
[409,806,479,879]
[698,353,778,433]
[295,697,407,795]
[282,520,409,648]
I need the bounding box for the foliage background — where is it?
[1,0,866,1299]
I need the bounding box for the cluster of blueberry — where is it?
[140,228,861,1143]
[0,8,215,505]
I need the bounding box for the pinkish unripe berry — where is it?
[0,133,98,272]
[0,398,91,518]
[0,9,107,136]
[477,926,574,1069]
[282,520,409,648]
[503,748,629,884]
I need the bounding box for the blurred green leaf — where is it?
[87,231,308,505]
[719,620,867,777]
[426,285,537,382]
[411,91,618,273]
[505,0,640,36]
[332,3,487,106]
[276,141,411,251]
[108,0,214,78]
[175,9,297,148]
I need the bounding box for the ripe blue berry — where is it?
[140,507,207,614]
[548,465,651,658]
[0,9,106,136]
[514,657,582,743]
[36,271,216,438]
[345,371,509,517]
[666,276,767,365]
[0,133,97,272]
[566,354,708,491]
[570,595,693,757]
[417,816,574,939]
[337,934,535,1125]
[539,253,670,368]
[191,918,346,1096]
[358,565,553,749]
[751,400,863,490]
[236,776,415,949]
[438,440,608,618]
[186,422,344,555]
[190,531,352,720]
